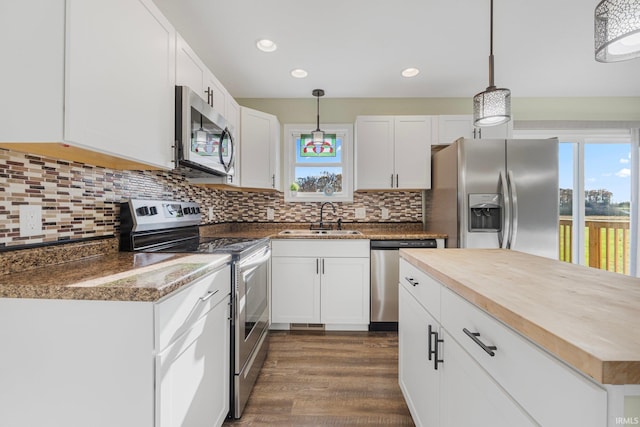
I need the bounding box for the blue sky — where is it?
[559,143,631,204]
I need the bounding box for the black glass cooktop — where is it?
[155,236,268,257]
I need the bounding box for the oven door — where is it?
[234,244,270,416]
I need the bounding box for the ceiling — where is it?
[152,0,640,99]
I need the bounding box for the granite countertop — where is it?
[400,248,640,385]
[0,252,230,302]
[200,223,446,240]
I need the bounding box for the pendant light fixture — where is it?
[473,0,511,127]
[311,89,325,145]
[595,0,640,62]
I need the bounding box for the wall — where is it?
[0,148,422,249]
[237,97,640,124]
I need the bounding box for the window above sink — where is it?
[283,124,354,203]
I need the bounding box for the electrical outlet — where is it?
[19,205,42,237]
[208,207,214,221]
[355,207,366,219]
[266,207,275,220]
[381,207,390,220]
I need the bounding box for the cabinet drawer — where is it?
[399,259,440,320]
[441,287,606,427]
[272,239,369,258]
[155,264,230,351]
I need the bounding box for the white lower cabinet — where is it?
[398,285,440,427]
[439,329,536,427]
[271,239,370,330]
[156,274,231,427]
[398,258,607,427]
[0,264,231,427]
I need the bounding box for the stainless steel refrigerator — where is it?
[428,137,559,259]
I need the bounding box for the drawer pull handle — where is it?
[463,328,497,357]
[405,276,419,286]
[199,289,219,302]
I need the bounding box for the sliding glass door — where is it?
[517,129,637,276]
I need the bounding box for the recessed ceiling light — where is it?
[401,67,420,78]
[256,39,277,52]
[290,68,308,78]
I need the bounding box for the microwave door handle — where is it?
[227,128,235,172]
[217,130,227,170]
[500,171,510,249]
[221,128,234,172]
[507,170,518,249]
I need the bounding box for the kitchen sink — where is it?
[278,229,363,236]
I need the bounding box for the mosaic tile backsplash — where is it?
[0,148,424,249]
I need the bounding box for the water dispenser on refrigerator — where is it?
[468,194,502,232]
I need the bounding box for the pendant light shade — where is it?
[595,0,640,62]
[311,89,325,145]
[473,0,511,127]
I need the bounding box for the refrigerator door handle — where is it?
[500,171,511,249]
[507,170,518,249]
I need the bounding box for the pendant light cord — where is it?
[488,0,495,89]
[316,95,320,131]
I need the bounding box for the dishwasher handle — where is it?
[370,239,438,249]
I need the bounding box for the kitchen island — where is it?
[399,248,640,427]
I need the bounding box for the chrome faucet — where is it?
[319,202,336,229]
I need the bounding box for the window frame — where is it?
[283,123,354,203]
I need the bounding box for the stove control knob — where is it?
[194,207,201,214]
[185,207,193,214]
[149,206,158,215]
[136,206,150,216]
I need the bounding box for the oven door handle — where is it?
[239,249,271,273]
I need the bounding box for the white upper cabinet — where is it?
[176,34,227,115]
[240,107,281,190]
[355,116,433,190]
[0,0,176,170]
[176,34,206,98]
[0,0,65,142]
[436,115,513,145]
[65,0,176,169]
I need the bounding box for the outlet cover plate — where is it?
[355,207,366,219]
[19,205,42,237]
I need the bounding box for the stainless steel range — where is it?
[119,199,270,419]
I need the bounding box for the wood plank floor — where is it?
[223,330,415,426]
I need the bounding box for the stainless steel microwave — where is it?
[174,85,235,179]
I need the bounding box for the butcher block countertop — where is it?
[0,252,230,302]
[400,248,640,385]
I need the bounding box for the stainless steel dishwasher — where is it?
[370,239,438,331]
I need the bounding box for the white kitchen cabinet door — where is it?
[240,107,281,190]
[355,116,395,190]
[271,257,321,323]
[226,96,240,142]
[393,116,432,189]
[156,297,230,427]
[321,257,370,325]
[64,0,175,169]
[476,120,513,139]
[205,72,227,115]
[436,115,513,145]
[436,115,474,145]
[440,329,536,427]
[176,33,206,100]
[0,0,65,142]
[398,284,440,427]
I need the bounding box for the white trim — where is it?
[631,129,640,277]
[283,123,354,203]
